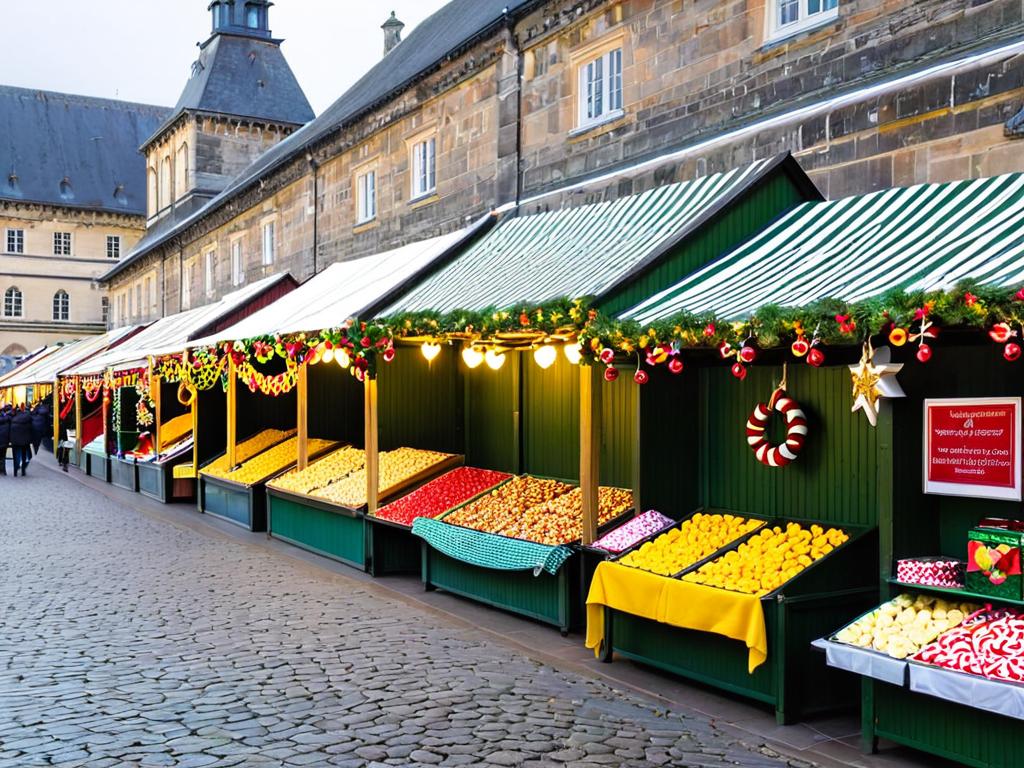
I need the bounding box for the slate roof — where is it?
[141,34,314,151]
[0,86,170,215]
[102,0,539,282]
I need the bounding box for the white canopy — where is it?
[0,345,63,389]
[4,327,142,386]
[188,218,490,347]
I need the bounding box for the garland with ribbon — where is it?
[236,358,301,396]
[82,376,105,403]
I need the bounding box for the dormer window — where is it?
[246,4,260,28]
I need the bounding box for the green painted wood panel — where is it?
[308,361,363,445]
[464,356,519,474]
[704,364,879,526]
[379,346,463,454]
[600,174,809,316]
[638,367,702,517]
[195,386,226,466]
[268,495,367,570]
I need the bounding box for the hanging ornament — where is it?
[990,323,1014,343]
[888,326,908,346]
[382,346,396,364]
[738,338,758,364]
[849,342,905,427]
[718,341,733,360]
[563,343,582,365]
[731,362,748,380]
[461,347,483,369]
[599,348,615,365]
[791,335,809,357]
[916,344,933,363]
[909,309,938,364]
[746,371,807,467]
[807,343,826,368]
[703,322,716,337]
[668,357,684,375]
[604,365,619,382]
[484,349,506,371]
[421,342,442,362]
[1005,343,1022,362]
[533,345,558,370]
[633,369,649,385]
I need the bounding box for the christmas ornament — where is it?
[888,326,908,346]
[849,343,905,427]
[668,358,684,375]
[382,346,396,363]
[791,336,809,357]
[633,369,649,385]
[916,344,933,363]
[746,380,807,467]
[807,344,826,367]
[731,362,747,380]
[604,365,619,382]
[990,323,1014,343]
[738,340,758,364]
[718,341,733,360]
[1005,343,1022,362]
[599,348,615,365]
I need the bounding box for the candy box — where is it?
[967,527,1023,601]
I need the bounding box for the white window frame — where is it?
[106,235,121,260]
[4,286,23,318]
[261,220,276,266]
[576,47,624,131]
[5,228,24,254]
[52,290,69,322]
[53,231,72,256]
[766,0,839,42]
[230,238,244,286]
[411,137,436,200]
[357,170,377,224]
[181,262,192,310]
[204,248,216,296]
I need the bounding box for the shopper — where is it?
[10,403,32,476]
[31,401,49,456]
[0,405,10,476]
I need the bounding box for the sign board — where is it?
[924,397,1021,501]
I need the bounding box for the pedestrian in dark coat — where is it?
[0,407,10,475]
[31,402,49,455]
[10,404,32,476]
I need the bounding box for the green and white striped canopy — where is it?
[623,173,1024,323]
[384,158,780,314]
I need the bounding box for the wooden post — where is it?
[185,350,199,475]
[296,361,309,471]
[580,363,602,545]
[226,356,237,469]
[101,373,110,456]
[51,379,60,457]
[74,377,83,457]
[364,375,379,514]
[150,358,162,455]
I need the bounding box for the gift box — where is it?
[967,527,1024,601]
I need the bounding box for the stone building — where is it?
[101,0,1024,323]
[0,87,169,357]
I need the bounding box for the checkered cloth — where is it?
[411,518,574,575]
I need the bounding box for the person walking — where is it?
[10,403,32,477]
[0,405,10,476]
[30,401,49,458]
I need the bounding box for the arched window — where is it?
[52,290,69,322]
[175,142,189,198]
[160,156,172,211]
[147,166,158,216]
[4,286,23,318]
[245,2,262,28]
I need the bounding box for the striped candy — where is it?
[745,392,808,467]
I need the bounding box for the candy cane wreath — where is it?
[746,389,808,467]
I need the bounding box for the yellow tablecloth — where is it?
[585,561,768,673]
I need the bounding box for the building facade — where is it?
[0,88,169,357]
[102,0,1024,322]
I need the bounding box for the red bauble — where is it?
[1005,343,1022,362]
[633,369,649,385]
[360,336,372,348]
[791,337,809,357]
[738,344,758,364]
[916,344,933,363]
[731,362,747,380]
[604,365,619,382]
[668,357,684,375]
[990,323,1014,343]
[807,346,825,368]
[599,348,615,365]
[718,341,732,359]
[382,346,396,363]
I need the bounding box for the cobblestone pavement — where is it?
[0,468,799,768]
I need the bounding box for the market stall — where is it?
[370,155,820,632]
[601,171,1024,750]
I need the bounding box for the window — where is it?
[246,3,261,28]
[160,156,172,209]
[3,286,22,317]
[5,229,24,254]
[261,221,276,266]
[101,297,109,325]
[231,239,244,286]
[106,235,121,259]
[52,290,69,322]
[578,48,623,128]
[411,138,436,199]
[118,293,126,326]
[175,143,190,198]
[357,171,377,223]
[147,167,158,217]
[53,232,71,256]
[135,284,142,319]
[768,0,839,39]
[145,277,155,316]
[205,249,216,296]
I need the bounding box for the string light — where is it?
[322,347,335,364]
[533,345,557,369]
[563,343,582,365]
[336,349,351,369]
[484,349,506,371]
[421,342,442,362]
[462,347,484,369]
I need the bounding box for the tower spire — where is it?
[209,0,273,41]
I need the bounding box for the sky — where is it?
[2,1,450,114]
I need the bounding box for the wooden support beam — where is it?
[580,363,603,545]
[364,376,379,514]
[226,356,237,469]
[296,361,309,471]
[74,377,83,457]
[51,379,59,457]
[150,358,162,456]
[101,374,109,456]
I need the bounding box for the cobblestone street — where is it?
[0,465,798,768]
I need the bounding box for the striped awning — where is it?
[3,326,140,386]
[0,346,63,390]
[623,173,1024,323]
[384,158,781,315]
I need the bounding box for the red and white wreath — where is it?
[746,388,808,467]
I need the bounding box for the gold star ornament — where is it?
[849,342,905,427]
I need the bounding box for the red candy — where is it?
[373,467,512,527]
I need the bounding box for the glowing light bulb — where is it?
[563,343,582,365]
[533,345,557,370]
[336,349,351,369]
[322,347,335,364]
[462,347,484,369]
[484,349,506,371]
[421,342,442,362]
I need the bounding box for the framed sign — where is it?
[924,397,1021,501]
